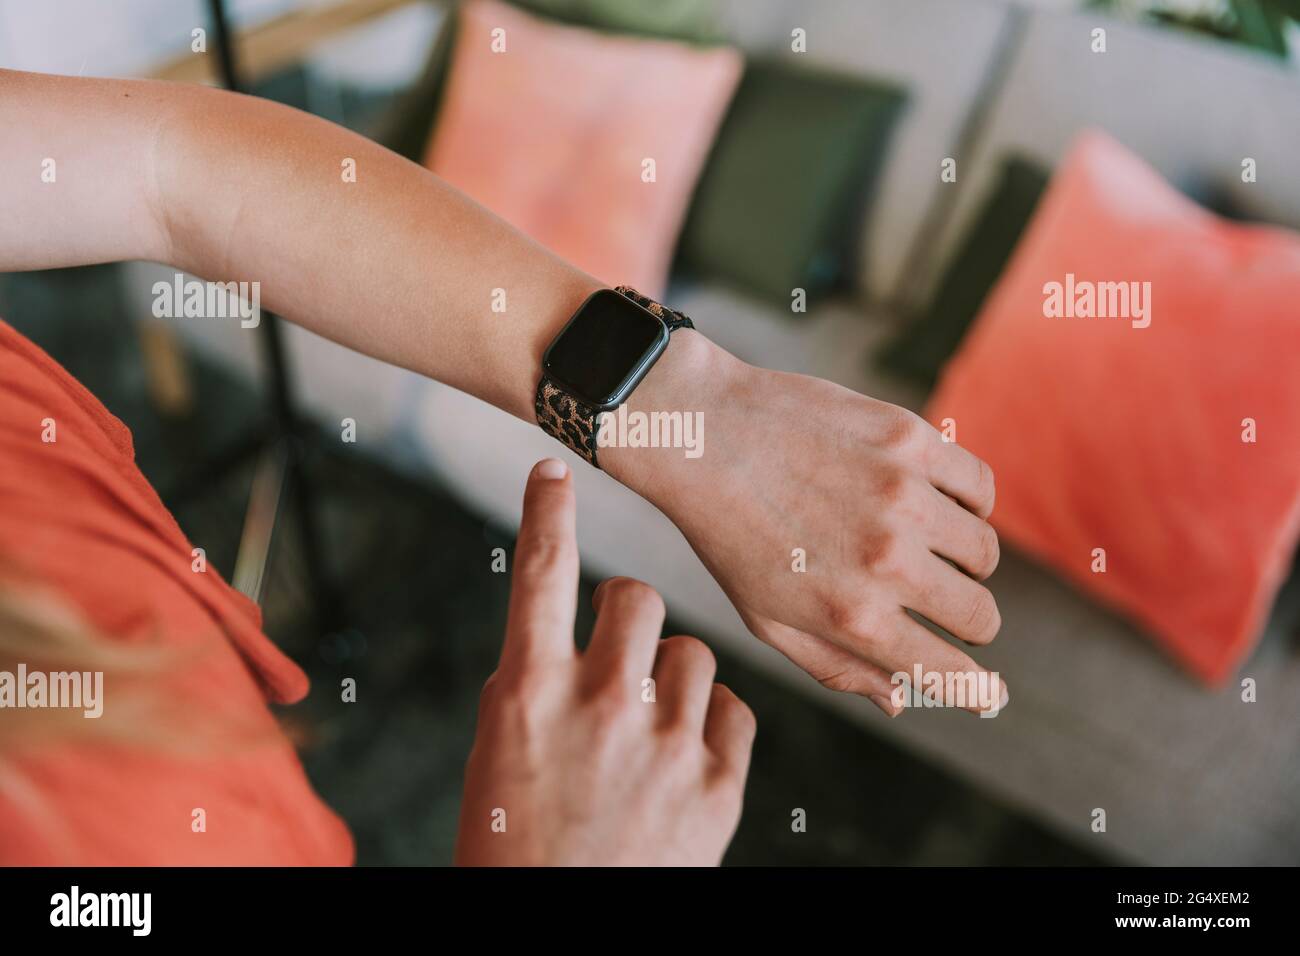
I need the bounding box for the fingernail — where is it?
[534,458,567,480]
[980,680,1009,716]
[869,694,898,717]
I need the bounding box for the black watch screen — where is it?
[542,289,670,409]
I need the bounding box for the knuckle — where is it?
[718,685,757,738]
[514,532,573,580]
[583,675,635,720]
[488,660,561,716]
[962,591,1002,645]
[600,577,665,617]
[477,670,501,707]
[880,406,921,450]
[822,597,858,638]
[662,634,717,678]
[475,675,504,725]
[738,701,758,738]
[483,665,523,702]
[874,467,908,505]
[657,725,702,769]
[861,531,904,578]
[493,660,539,695]
[977,524,1001,578]
[814,666,864,695]
[824,596,883,646]
[975,457,997,511]
[485,681,543,738]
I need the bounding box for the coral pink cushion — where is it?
[425,0,742,298]
[926,130,1300,685]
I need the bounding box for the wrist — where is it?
[599,329,747,503]
[512,272,605,419]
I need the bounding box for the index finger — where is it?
[501,458,580,670]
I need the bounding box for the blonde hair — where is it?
[0,575,279,754]
[1,581,159,739]
[0,557,310,863]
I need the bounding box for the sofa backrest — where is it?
[913,7,1300,312]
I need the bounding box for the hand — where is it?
[604,332,1007,717]
[455,458,756,866]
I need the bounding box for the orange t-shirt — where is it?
[0,318,353,865]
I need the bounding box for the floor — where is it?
[0,264,1106,865]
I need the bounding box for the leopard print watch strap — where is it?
[534,286,693,469]
[613,284,695,334]
[535,377,602,465]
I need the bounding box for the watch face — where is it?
[543,289,670,408]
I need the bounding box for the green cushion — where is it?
[675,60,907,307]
[507,0,721,41]
[877,157,1050,388]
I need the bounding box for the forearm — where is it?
[1,68,600,421]
[157,81,609,421]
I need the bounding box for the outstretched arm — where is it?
[1,68,1006,715]
[0,67,596,420]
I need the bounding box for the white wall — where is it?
[0,0,315,77]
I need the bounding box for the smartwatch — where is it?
[535,285,694,468]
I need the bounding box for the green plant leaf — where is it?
[1231,0,1290,55]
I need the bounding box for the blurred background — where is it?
[3,0,1299,865]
